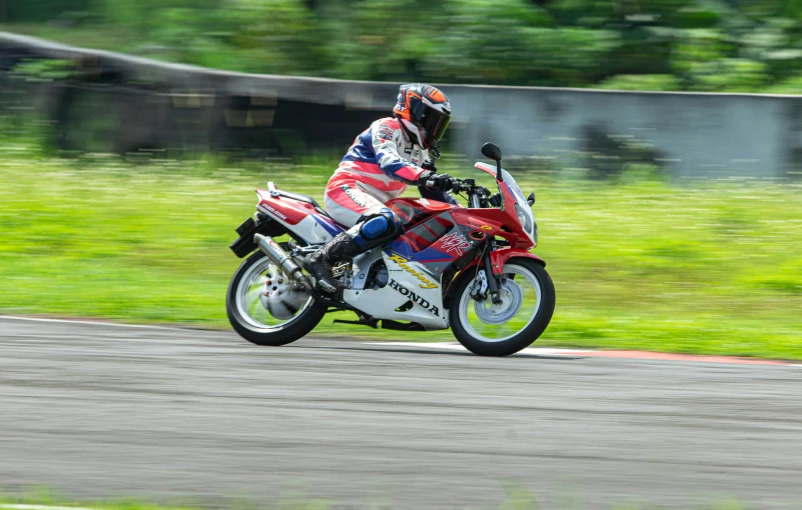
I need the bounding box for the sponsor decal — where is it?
[341,184,367,208]
[438,231,472,256]
[388,254,439,289]
[410,147,422,166]
[388,279,440,317]
[467,219,492,230]
[260,203,287,220]
[376,125,394,141]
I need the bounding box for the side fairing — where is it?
[343,249,448,330]
[388,211,482,276]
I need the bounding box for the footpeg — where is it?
[333,318,379,329]
[316,277,338,294]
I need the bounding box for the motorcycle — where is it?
[226,143,555,356]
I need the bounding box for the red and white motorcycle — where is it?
[226,143,555,356]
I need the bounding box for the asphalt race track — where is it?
[2,317,801,509]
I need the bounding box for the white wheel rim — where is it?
[458,264,542,343]
[235,256,313,331]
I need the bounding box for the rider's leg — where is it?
[305,206,402,293]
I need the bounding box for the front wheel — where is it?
[449,258,555,356]
[226,250,326,346]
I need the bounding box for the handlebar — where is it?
[423,178,488,194]
[452,178,490,196]
[422,177,497,209]
[421,175,501,208]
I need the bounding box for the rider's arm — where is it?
[371,119,426,185]
[418,185,460,206]
[419,159,459,205]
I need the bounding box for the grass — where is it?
[0,487,760,510]
[1,144,801,359]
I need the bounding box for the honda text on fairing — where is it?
[226,143,555,357]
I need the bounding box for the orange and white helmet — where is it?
[393,83,451,148]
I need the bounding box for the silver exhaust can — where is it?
[253,234,312,291]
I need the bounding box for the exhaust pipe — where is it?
[254,234,312,291]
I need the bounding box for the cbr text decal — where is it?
[439,231,472,256]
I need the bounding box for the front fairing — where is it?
[473,163,537,248]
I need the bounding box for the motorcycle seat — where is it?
[273,189,348,228]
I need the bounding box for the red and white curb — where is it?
[0,506,100,510]
[0,315,183,330]
[369,342,802,367]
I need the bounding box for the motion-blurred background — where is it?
[0,0,800,358]
[7,0,802,89]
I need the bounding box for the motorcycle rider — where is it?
[305,83,455,293]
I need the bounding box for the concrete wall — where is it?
[2,31,801,179]
[449,86,801,179]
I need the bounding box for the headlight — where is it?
[514,203,533,235]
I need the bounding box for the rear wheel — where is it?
[449,258,555,356]
[226,250,326,346]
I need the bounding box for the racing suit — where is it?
[324,116,457,227]
[304,116,456,293]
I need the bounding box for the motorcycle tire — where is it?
[449,258,555,357]
[226,250,326,346]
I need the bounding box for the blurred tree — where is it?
[3,0,93,22]
[7,0,802,93]
[221,0,323,75]
[690,58,769,91]
[765,76,802,94]
[318,0,449,81]
[428,0,556,84]
[598,73,681,90]
[427,0,620,86]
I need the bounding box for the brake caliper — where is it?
[469,270,489,301]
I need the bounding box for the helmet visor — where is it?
[420,107,451,145]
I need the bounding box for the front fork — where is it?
[482,243,504,305]
[467,189,503,304]
[469,240,503,306]
[483,253,503,305]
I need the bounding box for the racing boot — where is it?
[303,232,360,294]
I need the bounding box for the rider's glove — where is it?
[421,161,437,172]
[418,170,454,192]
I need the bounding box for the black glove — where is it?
[418,170,454,192]
[421,161,437,172]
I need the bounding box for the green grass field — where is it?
[0,487,755,510]
[2,146,801,359]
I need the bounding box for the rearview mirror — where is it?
[481,143,503,182]
[481,143,502,162]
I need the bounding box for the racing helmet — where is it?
[393,83,451,148]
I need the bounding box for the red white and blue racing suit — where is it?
[303,116,456,293]
[324,117,456,230]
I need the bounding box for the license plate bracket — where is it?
[229,216,283,258]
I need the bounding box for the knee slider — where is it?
[352,208,401,250]
[361,215,392,240]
